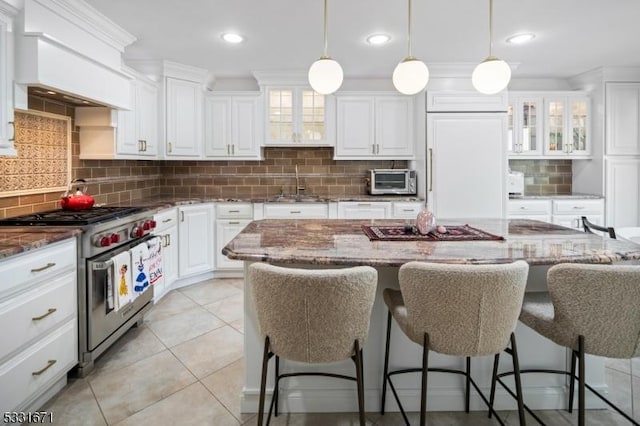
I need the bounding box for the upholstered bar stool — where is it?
[248,263,378,426]
[380,260,530,426]
[491,263,640,426]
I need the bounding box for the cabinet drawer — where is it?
[552,199,604,215]
[216,203,253,219]
[154,208,178,232]
[392,202,423,219]
[0,271,76,362]
[508,200,552,215]
[338,202,390,219]
[0,319,77,413]
[0,239,76,300]
[509,214,552,223]
[263,203,329,219]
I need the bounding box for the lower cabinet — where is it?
[0,238,78,413]
[338,202,390,219]
[152,208,178,300]
[263,203,329,219]
[214,203,253,270]
[606,158,640,227]
[508,198,604,231]
[178,204,214,278]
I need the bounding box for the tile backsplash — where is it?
[508,159,572,195]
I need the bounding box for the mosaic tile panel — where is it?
[0,111,71,198]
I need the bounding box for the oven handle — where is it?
[92,259,113,271]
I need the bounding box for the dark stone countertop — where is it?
[509,193,603,200]
[0,227,81,260]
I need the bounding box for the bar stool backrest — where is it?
[547,263,640,358]
[248,263,378,363]
[398,261,529,357]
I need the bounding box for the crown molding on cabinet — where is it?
[127,59,210,86]
[0,0,20,16]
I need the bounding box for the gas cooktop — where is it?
[0,207,145,226]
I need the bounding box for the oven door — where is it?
[86,237,155,351]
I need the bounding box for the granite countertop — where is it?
[0,227,82,259]
[222,218,640,267]
[509,193,603,200]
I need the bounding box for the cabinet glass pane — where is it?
[301,90,324,141]
[269,90,293,141]
[522,101,538,151]
[547,101,564,152]
[571,101,587,151]
[507,103,514,151]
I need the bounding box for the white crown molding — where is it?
[427,62,521,78]
[126,59,210,85]
[0,0,21,16]
[27,0,136,51]
[252,70,309,87]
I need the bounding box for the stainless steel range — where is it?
[0,206,158,376]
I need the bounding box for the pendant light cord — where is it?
[488,0,493,57]
[322,0,329,58]
[407,0,413,58]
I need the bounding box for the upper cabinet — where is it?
[335,92,415,160]
[204,93,262,160]
[507,91,590,158]
[507,95,543,156]
[605,82,640,156]
[165,77,203,158]
[0,2,16,156]
[263,86,334,146]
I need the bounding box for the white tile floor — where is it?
[40,278,639,425]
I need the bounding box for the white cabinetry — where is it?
[178,204,214,277]
[391,201,423,219]
[165,77,203,158]
[0,238,78,413]
[427,112,507,219]
[263,86,335,146]
[263,203,329,219]
[335,93,414,159]
[605,83,640,156]
[606,158,640,227]
[0,3,16,156]
[215,203,253,270]
[507,94,543,156]
[152,208,178,300]
[204,93,262,160]
[507,199,552,223]
[507,198,604,230]
[544,95,590,157]
[337,202,390,219]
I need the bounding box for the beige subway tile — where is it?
[0,197,20,208]
[5,205,34,217]
[19,194,45,205]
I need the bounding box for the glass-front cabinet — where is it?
[507,96,543,156]
[264,87,333,146]
[544,96,590,157]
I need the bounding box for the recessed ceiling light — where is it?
[221,33,244,44]
[46,90,57,95]
[506,33,536,45]
[366,34,391,45]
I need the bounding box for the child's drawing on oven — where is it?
[134,255,149,292]
[119,264,128,296]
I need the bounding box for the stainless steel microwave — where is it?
[367,169,417,195]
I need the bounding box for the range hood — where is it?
[14,0,137,110]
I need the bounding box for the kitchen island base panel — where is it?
[241,263,608,414]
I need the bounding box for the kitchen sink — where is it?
[267,194,327,203]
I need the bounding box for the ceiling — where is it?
[84,0,640,82]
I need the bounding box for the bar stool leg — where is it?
[420,333,430,426]
[465,357,471,413]
[568,349,577,413]
[258,336,271,426]
[274,355,280,417]
[510,333,526,426]
[354,340,366,426]
[381,310,392,415]
[578,335,585,426]
[488,353,500,418]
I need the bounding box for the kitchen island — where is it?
[223,218,640,415]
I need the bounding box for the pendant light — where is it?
[393,0,429,95]
[472,0,511,94]
[308,0,343,95]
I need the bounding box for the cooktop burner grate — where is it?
[0,206,144,226]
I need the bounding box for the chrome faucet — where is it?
[295,164,305,195]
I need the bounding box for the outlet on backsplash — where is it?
[508,159,572,195]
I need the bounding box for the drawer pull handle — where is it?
[519,206,527,210]
[162,218,172,223]
[357,203,371,207]
[31,262,56,273]
[32,308,57,321]
[32,360,56,376]
[290,210,301,214]
[228,210,240,213]
[572,206,586,209]
[402,209,414,212]
[229,221,240,225]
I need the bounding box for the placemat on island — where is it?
[362,224,505,242]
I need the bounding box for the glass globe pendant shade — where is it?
[472,56,511,95]
[392,58,429,95]
[308,57,343,95]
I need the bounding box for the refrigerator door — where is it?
[426,112,507,219]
